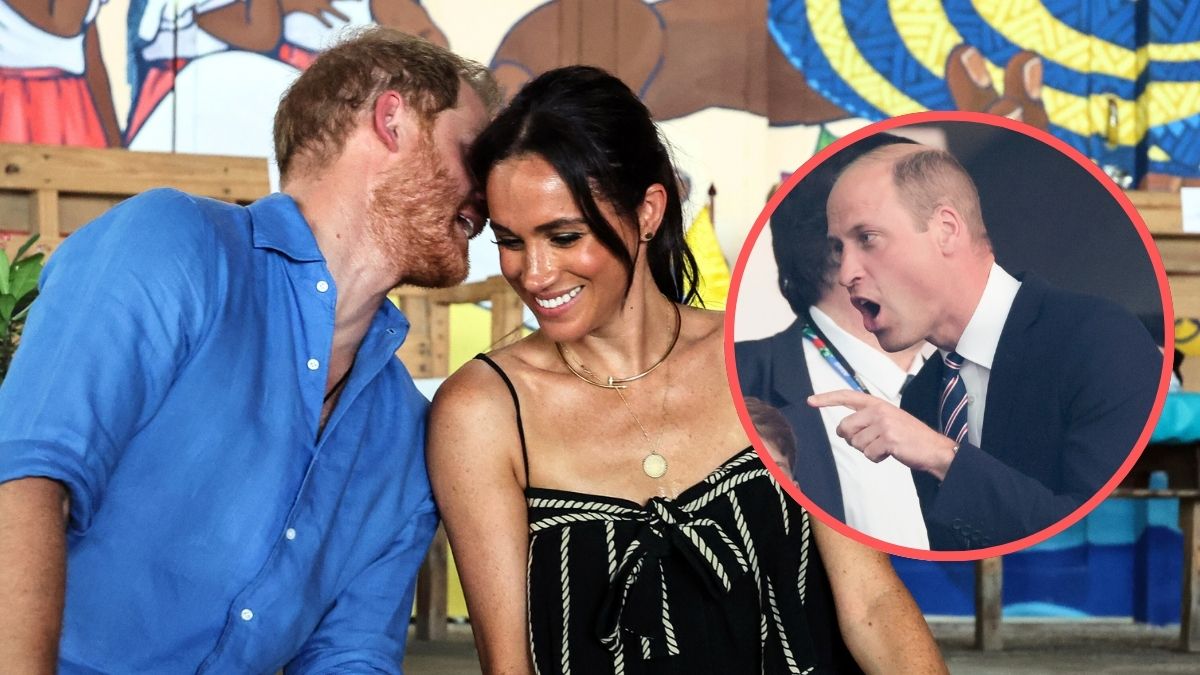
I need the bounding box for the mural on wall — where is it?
[0,0,1194,622]
[0,0,121,146]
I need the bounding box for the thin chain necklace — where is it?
[555,303,681,479]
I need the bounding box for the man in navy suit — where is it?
[810,142,1162,551]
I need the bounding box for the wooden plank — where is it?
[1129,191,1182,234]
[430,302,450,378]
[33,190,59,244]
[393,293,435,378]
[975,557,1003,651]
[1183,498,1200,652]
[490,287,526,348]
[0,143,268,202]
[1156,236,1200,276]
[59,194,123,235]
[426,276,512,305]
[415,526,449,641]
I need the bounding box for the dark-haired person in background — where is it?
[811,141,1162,551]
[429,65,945,674]
[0,30,498,672]
[736,133,932,549]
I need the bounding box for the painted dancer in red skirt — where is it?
[0,0,120,147]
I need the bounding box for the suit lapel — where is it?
[981,273,1046,455]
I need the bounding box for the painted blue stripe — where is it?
[1041,0,1134,47]
[839,0,954,110]
[768,0,887,121]
[1151,0,1200,44]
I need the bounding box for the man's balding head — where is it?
[844,144,989,247]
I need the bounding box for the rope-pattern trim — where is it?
[772,479,790,536]
[798,511,811,605]
[528,497,645,516]
[765,576,804,674]
[691,517,750,573]
[659,560,680,656]
[728,491,768,671]
[528,536,542,675]
[560,528,571,675]
[530,511,638,533]
[704,449,760,484]
[682,468,772,513]
[606,521,625,675]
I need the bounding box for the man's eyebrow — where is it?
[490,217,589,234]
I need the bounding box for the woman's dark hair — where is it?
[772,132,917,315]
[468,65,700,305]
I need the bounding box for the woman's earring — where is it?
[641,232,654,241]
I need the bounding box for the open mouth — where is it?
[851,296,882,330]
[534,286,582,310]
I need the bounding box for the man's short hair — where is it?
[274,27,500,181]
[880,147,989,244]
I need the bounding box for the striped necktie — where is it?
[939,351,970,445]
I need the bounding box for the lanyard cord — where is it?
[800,312,870,395]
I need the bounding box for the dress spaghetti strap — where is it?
[473,353,531,486]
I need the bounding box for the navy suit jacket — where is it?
[902,274,1161,550]
[734,321,846,521]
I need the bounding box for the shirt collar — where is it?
[949,262,1021,370]
[248,192,325,263]
[809,305,929,399]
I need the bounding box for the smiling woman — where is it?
[425,66,946,674]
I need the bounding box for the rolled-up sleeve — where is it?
[0,189,217,532]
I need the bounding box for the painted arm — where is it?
[812,520,947,674]
[0,478,69,675]
[196,0,284,53]
[5,0,93,38]
[427,360,533,674]
[83,22,121,147]
[370,0,446,47]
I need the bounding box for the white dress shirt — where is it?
[943,263,1022,447]
[806,306,933,549]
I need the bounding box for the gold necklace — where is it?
[555,303,681,478]
[555,303,681,390]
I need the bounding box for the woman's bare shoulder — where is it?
[679,304,727,348]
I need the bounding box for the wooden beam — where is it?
[974,557,1003,651]
[1183,497,1200,652]
[415,527,449,641]
[0,143,268,202]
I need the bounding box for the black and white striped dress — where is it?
[477,355,858,675]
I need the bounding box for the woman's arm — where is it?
[428,360,533,674]
[812,520,947,674]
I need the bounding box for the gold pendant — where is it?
[642,452,667,479]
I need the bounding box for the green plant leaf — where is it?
[0,250,9,296]
[13,233,40,264]
[0,295,14,322]
[10,259,41,299]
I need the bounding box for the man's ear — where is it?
[373,90,415,153]
[931,203,968,254]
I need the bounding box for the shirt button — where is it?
[316,280,329,293]
[967,394,976,403]
[285,528,297,541]
[240,608,254,621]
[307,359,320,371]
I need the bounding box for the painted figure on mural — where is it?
[0,0,121,147]
[276,0,445,71]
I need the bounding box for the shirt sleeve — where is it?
[284,503,440,675]
[0,189,219,533]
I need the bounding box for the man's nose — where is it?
[837,245,862,289]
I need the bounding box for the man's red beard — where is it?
[366,133,469,288]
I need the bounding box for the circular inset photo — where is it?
[727,112,1172,560]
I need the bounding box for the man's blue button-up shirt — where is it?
[0,189,436,673]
